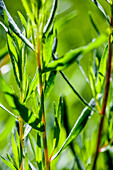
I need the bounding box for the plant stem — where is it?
[19,92,23,170]
[37,38,50,170]
[92,11,113,170]
[19,116,23,170]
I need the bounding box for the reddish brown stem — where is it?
[92,17,112,170]
[37,39,50,170]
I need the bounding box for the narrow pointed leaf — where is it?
[25,153,29,170]
[0,0,34,50]
[12,134,19,169]
[0,103,18,119]
[43,0,57,34]
[7,34,20,87]
[44,71,57,99]
[96,45,108,95]
[15,131,22,167]
[0,155,17,170]
[5,93,45,132]
[17,11,27,34]
[43,33,108,72]
[24,68,39,102]
[51,98,96,161]
[6,153,13,163]
[36,134,42,169]
[21,0,35,24]
[91,0,110,24]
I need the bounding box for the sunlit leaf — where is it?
[44,71,57,99]
[89,68,96,97]
[6,153,13,163]
[15,131,22,167]
[0,155,17,170]
[43,33,108,72]
[21,0,35,24]
[51,98,96,161]
[96,45,108,95]
[25,152,29,170]
[17,11,27,35]
[12,134,19,169]
[43,0,57,34]
[5,93,45,132]
[24,68,39,102]
[0,0,34,50]
[7,34,20,87]
[36,133,42,169]
[91,0,110,24]
[0,103,18,119]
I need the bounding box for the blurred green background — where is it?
[0,0,110,169]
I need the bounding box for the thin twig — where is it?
[92,13,113,170]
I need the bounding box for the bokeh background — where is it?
[0,0,110,169]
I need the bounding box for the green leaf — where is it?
[7,34,20,87]
[0,0,34,51]
[17,11,27,35]
[21,0,35,24]
[5,93,45,132]
[24,68,39,102]
[36,133,42,168]
[0,155,17,170]
[43,33,54,65]
[15,131,22,167]
[6,153,13,163]
[25,152,29,170]
[89,68,96,97]
[43,0,57,34]
[12,134,19,169]
[43,33,108,72]
[96,45,108,95]
[0,103,18,119]
[91,0,110,24]
[53,115,60,149]
[44,71,57,99]
[51,98,96,161]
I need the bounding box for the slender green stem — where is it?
[19,92,23,170]
[92,9,113,169]
[60,71,95,111]
[19,116,23,170]
[37,38,50,170]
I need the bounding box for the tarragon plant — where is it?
[0,0,113,169]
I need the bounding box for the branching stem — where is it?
[37,38,50,170]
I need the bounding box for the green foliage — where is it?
[0,0,113,169]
